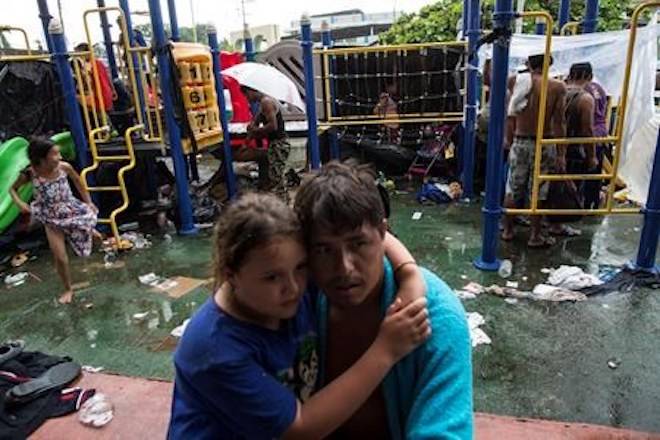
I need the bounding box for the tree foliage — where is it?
[380,0,637,44]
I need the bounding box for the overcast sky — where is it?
[4,0,433,49]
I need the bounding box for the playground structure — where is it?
[299,0,660,273]
[0,0,657,271]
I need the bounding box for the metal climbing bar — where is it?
[506,4,656,218]
[0,26,32,54]
[81,125,140,249]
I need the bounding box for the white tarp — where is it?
[479,21,659,204]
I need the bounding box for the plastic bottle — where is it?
[498,259,513,278]
[78,393,114,428]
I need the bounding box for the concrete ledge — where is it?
[32,373,660,439]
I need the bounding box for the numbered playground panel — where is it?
[171,42,222,154]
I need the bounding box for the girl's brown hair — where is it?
[212,192,301,288]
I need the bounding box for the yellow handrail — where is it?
[503,1,658,216]
[0,26,32,54]
[82,124,141,250]
[560,21,581,36]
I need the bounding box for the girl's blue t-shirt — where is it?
[168,293,318,440]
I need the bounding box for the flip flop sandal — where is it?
[10,252,29,268]
[6,361,81,404]
[0,340,25,366]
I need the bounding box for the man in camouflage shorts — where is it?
[503,54,567,248]
[243,86,291,203]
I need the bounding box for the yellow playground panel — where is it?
[0,26,32,53]
[506,4,658,218]
[314,41,467,128]
[171,42,222,154]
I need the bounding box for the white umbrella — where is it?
[222,62,306,112]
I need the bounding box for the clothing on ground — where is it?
[506,136,556,204]
[315,259,474,440]
[168,294,318,440]
[30,170,97,257]
[0,349,94,440]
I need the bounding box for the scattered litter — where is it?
[147,317,160,329]
[84,303,94,310]
[411,212,423,220]
[541,268,552,274]
[454,290,477,300]
[118,222,139,232]
[444,237,452,241]
[4,272,29,287]
[463,282,486,295]
[467,312,491,347]
[505,281,519,289]
[531,284,587,302]
[163,234,173,244]
[602,304,610,309]
[170,318,191,338]
[194,223,214,230]
[79,393,114,428]
[90,343,97,349]
[139,273,160,286]
[498,259,513,278]
[464,281,587,302]
[504,298,519,305]
[460,274,468,280]
[547,265,603,290]
[522,276,528,282]
[633,227,640,232]
[121,232,152,249]
[162,301,174,323]
[607,358,621,369]
[82,365,104,373]
[86,330,98,341]
[152,276,210,299]
[132,312,149,321]
[10,252,29,268]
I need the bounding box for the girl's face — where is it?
[227,235,308,327]
[39,145,62,170]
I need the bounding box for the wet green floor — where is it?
[1,194,658,432]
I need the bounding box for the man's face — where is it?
[309,222,386,309]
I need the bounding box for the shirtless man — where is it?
[502,54,567,248]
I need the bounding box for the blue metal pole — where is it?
[166,0,180,41]
[474,0,514,271]
[583,0,599,33]
[119,0,148,140]
[209,28,238,199]
[301,14,321,169]
[36,0,54,52]
[634,129,660,271]
[462,0,480,200]
[462,0,469,39]
[558,0,571,31]
[244,28,256,62]
[49,20,89,170]
[321,22,339,161]
[148,0,197,235]
[96,0,119,80]
[535,18,546,35]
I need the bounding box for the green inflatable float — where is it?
[0,132,76,234]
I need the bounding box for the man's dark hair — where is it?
[528,54,553,71]
[568,62,593,81]
[294,161,385,241]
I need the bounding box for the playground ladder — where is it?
[82,125,141,250]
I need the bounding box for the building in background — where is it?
[285,9,402,46]
[230,24,281,52]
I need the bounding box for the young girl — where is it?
[9,138,100,304]
[168,193,429,439]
